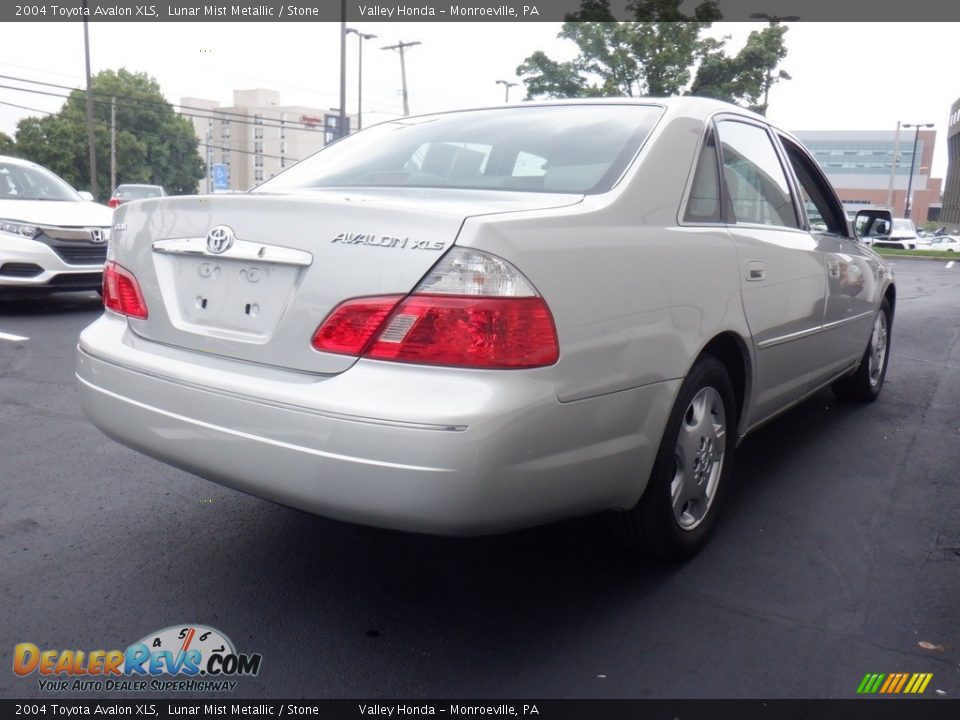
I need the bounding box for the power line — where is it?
[0,73,334,133]
[0,81,325,138]
[0,100,299,162]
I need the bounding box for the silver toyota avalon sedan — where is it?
[76,98,895,559]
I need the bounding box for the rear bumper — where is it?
[76,314,678,535]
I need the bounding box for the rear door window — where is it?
[716,120,799,229]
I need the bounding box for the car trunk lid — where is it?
[110,190,580,374]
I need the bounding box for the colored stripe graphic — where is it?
[915,674,933,694]
[856,673,885,694]
[857,672,932,694]
[893,674,909,693]
[904,674,920,694]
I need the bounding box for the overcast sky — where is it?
[1,22,957,177]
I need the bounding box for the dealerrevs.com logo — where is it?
[13,625,262,693]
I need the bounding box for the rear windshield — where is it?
[257,105,663,195]
[115,186,163,199]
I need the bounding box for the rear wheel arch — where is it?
[696,332,751,436]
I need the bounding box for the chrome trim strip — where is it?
[40,226,111,242]
[756,325,822,350]
[821,310,874,332]
[152,237,313,267]
[756,310,874,350]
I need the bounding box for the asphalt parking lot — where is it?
[1,257,958,700]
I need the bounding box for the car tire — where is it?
[611,355,737,561]
[832,298,892,402]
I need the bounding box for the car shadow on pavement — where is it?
[0,291,102,316]
[123,387,882,696]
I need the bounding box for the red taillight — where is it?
[366,295,558,369]
[103,261,148,319]
[313,294,559,369]
[108,198,121,209]
[311,295,404,355]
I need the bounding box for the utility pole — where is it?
[886,121,901,208]
[382,40,421,116]
[110,96,116,193]
[495,80,518,103]
[82,6,97,200]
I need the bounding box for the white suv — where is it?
[0,156,113,297]
[871,218,919,250]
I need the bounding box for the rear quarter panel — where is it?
[456,114,750,406]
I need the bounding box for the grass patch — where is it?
[872,248,958,259]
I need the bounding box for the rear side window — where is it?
[717,120,798,229]
[683,129,722,223]
[258,105,664,195]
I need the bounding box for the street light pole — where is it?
[347,28,377,131]
[748,13,799,116]
[886,121,901,208]
[338,1,347,139]
[495,80,518,103]
[902,122,934,219]
[382,40,421,116]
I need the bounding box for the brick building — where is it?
[793,129,942,223]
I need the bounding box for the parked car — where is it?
[76,99,896,559]
[108,183,166,209]
[922,235,960,252]
[0,155,112,297]
[871,217,919,250]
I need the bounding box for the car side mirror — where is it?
[853,208,893,242]
[78,191,94,201]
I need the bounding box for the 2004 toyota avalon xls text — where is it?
[76,99,895,559]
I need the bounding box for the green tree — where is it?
[12,68,204,199]
[690,22,791,114]
[0,132,14,155]
[517,2,790,114]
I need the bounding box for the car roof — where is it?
[115,184,163,189]
[0,154,44,169]
[372,96,772,129]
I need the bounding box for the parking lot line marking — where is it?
[946,261,955,269]
[0,331,29,342]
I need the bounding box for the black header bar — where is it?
[3,699,960,720]
[4,0,960,22]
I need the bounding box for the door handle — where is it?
[746,260,765,282]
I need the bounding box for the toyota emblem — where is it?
[206,225,235,254]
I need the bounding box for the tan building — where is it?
[180,89,355,193]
